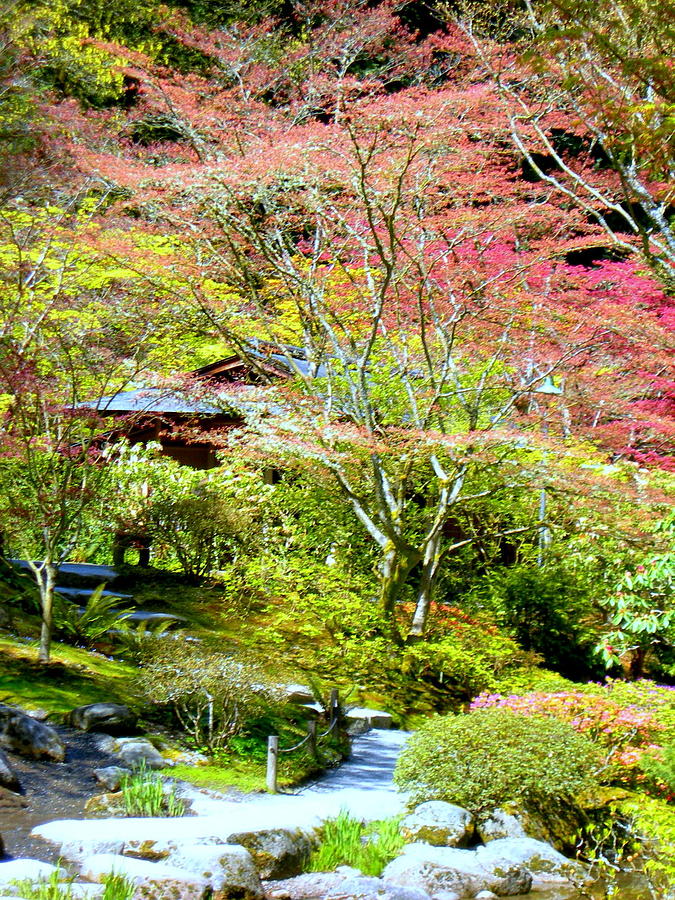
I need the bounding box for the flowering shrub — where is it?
[471,689,666,791]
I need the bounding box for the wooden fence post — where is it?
[329,688,339,724]
[266,735,278,793]
[308,719,318,760]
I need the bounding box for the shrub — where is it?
[138,638,282,753]
[120,764,187,817]
[640,742,675,801]
[471,688,667,790]
[308,812,404,877]
[394,708,600,814]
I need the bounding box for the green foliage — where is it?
[11,870,134,900]
[119,763,186,817]
[137,637,282,753]
[618,795,675,896]
[308,812,404,877]
[394,708,601,814]
[640,742,675,798]
[53,584,134,648]
[597,511,675,676]
[103,447,272,580]
[473,563,601,679]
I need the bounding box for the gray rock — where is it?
[400,802,474,848]
[0,860,66,885]
[93,734,117,754]
[476,810,527,844]
[476,838,589,887]
[345,708,393,730]
[114,738,167,770]
[84,791,126,818]
[474,893,499,900]
[383,843,531,899]
[0,750,19,792]
[325,875,430,899]
[93,765,131,792]
[68,704,137,735]
[227,828,313,879]
[123,836,226,862]
[80,853,210,900]
[60,839,125,864]
[265,873,354,900]
[165,843,263,898]
[0,705,65,761]
[283,684,314,704]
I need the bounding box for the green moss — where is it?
[0,632,137,716]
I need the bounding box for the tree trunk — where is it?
[38,562,57,664]
[407,532,443,642]
[379,546,420,645]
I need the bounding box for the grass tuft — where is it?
[120,762,186,817]
[308,810,404,876]
[11,870,134,900]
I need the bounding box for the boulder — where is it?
[382,844,531,899]
[487,802,584,855]
[93,766,131,792]
[476,810,527,844]
[0,705,65,761]
[476,838,590,887]
[0,750,19,792]
[124,836,226,863]
[114,738,167,770]
[283,685,314,705]
[227,828,313,879]
[60,839,125,865]
[0,860,66,886]
[325,875,430,899]
[345,708,393,730]
[79,853,210,900]
[84,792,127,818]
[265,873,361,900]
[400,802,474,848]
[165,843,263,898]
[68,704,137,735]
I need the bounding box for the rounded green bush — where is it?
[394,708,600,814]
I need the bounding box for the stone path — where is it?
[32,730,410,853]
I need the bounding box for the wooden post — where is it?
[329,688,339,724]
[308,720,318,760]
[266,735,278,793]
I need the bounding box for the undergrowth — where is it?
[11,870,134,900]
[120,763,186,817]
[308,811,404,876]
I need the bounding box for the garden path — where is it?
[32,729,411,853]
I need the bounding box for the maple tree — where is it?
[0,201,177,662]
[456,0,675,281]
[0,0,672,660]
[156,116,672,644]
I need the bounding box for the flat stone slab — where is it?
[34,731,412,862]
[80,854,210,900]
[345,708,393,729]
[0,860,66,885]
